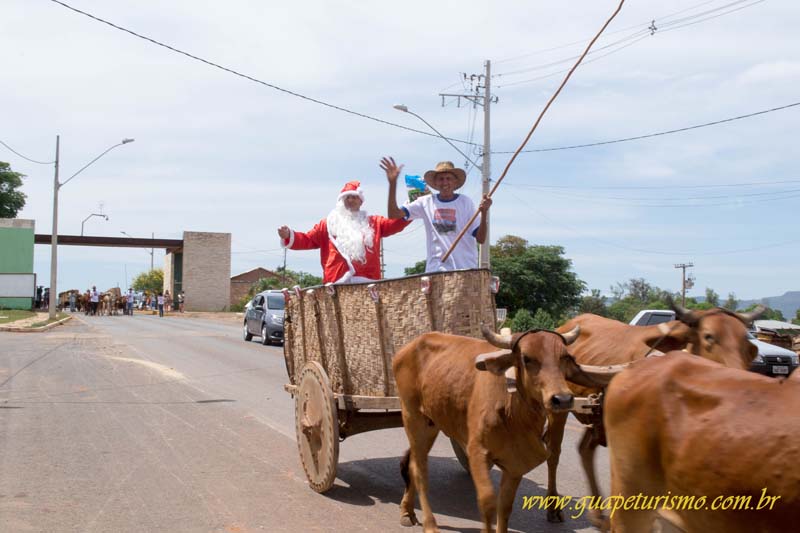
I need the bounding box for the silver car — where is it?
[243,290,285,345]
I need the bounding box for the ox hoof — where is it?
[400,512,418,527]
[547,507,564,523]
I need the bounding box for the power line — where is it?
[491,101,800,154]
[47,0,479,147]
[494,0,764,87]
[0,139,54,165]
[502,177,800,190]
[507,190,800,256]
[505,185,800,208]
[493,0,720,65]
[495,34,649,88]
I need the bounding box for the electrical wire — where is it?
[494,0,757,71]
[0,139,54,165]
[491,101,800,154]
[494,0,764,87]
[507,190,800,256]
[47,0,480,147]
[503,177,800,190]
[493,0,720,65]
[495,34,649,88]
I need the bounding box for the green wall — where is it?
[0,220,35,309]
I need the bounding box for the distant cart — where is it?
[282,269,499,492]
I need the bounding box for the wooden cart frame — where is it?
[283,269,499,491]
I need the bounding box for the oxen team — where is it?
[58,288,129,315]
[391,301,799,532]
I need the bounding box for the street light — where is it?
[121,231,154,271]
[393,104,491,268]
[81,213,109,236]
[49,137,134,319]
[392,104,481,170]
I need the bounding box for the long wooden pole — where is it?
[441,0,627,263]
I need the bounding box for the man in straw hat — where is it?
[383,157,491,272]
[277,180,410,284]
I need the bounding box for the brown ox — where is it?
[605,353,800,532]
[393,325,601,533]
[549,303,764,527]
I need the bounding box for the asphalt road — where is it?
[0,313,609,532]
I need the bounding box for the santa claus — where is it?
[277,181,410,284]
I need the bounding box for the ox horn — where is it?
[577,362,631,387]
[560,325,581,345]
[667,295,699,326]
[481,324,512,349]
[736,304,766,325]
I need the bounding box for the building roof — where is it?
[754,319,800,333]
[231,267,279,281]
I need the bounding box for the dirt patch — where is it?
[166,311,244,324]
[1,312,50,328]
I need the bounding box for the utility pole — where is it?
[674,262,694,307]
[380,239,385,278]
[49,136,60,319]
[439,60,498,269]
[150,231,154,271]
[282,247,287,285]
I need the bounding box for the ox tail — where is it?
[400,448,411,489]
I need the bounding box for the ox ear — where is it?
[644,321,692,353]
[476,349,516,376]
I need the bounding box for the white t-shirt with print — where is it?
[403,193,480,272]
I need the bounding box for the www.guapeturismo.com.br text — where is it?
[522,488,781,519]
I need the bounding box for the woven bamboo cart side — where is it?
[283,269,497,397]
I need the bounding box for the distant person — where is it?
[35,286,43,309]
[126,288,134,316]
[90,286,99,316]
[178,291,185,313]
[164,290,172,313]
[277,179,410,284]
[68,292,76,312]
[384,157,491,272]
[157,292,165,317]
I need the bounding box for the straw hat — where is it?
[423,161,466,191]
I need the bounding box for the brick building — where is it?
[230,267,281,306]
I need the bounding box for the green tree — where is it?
[490,235,584,319]
[404,260,426,276]
[742,303,784,321]
[531,308,557,330]
[794,309,800,326]
[0,161,27,218]
[705,288,720,307]
[606,278,675,323]
[578,289,608,316]
[509,308,536,332]
[132,269,164,294]
[723,292,738,311]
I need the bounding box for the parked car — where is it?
[243,290,285,345]
[629,309,798,377]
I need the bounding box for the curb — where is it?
[0,315,73,333]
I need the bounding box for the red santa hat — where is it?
[337,180,364,203]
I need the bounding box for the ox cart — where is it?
[282,269,499,492]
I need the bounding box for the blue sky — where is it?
[3,0,798,301]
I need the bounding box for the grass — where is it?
[0,310,36,324]
[29,312,69,328]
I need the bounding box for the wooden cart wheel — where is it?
[450,437,470,473]
[294,361,339,493]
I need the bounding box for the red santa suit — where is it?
[281,181,410,284]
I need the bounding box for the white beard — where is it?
[326,203,374,264]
